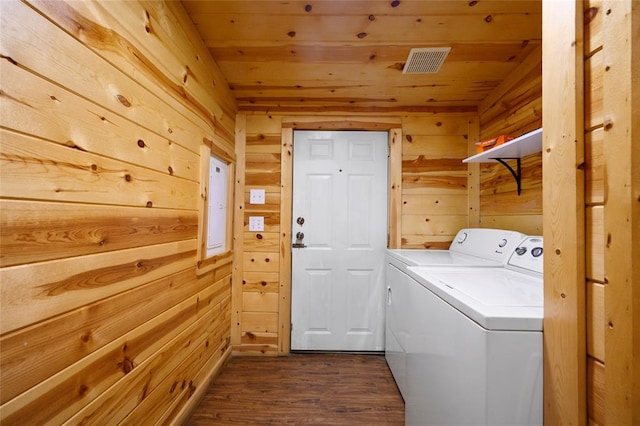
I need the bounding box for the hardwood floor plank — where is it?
[186,354,404,425]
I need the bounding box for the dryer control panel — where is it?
[507,236,544,274]
[449,228,527,262]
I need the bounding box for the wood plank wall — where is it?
[402,115,474,249]
[585,2,607,423]
[0,1,236,423]
[585,0,640,424]
[478,46,543,235]
[232,100,542,355]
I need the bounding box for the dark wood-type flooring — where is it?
[186,353,405,425]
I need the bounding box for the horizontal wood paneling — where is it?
[0,240,197,334]
[0,265,230,404]
[584,1,606,424]
[0,0,222,155]
[0,200,198,267]
[600,1,640,422]
[479,186,542,215]
[402,194,468,215]
[243,272,280,293]
[0,130,199,210]
[480,214,543,236]
[478,45,542,235]
[400,114,472,249]
[587,356,605,426]
[584,0,603,55]
[2,276,229,424]
[585,51,604,131]
[241,312,279,334]
[585,128,605,205]
[587,281,605,363]
[401,215,467,236]
[0,62,200,179]
[586,206,605,282]
[0,0,235,423]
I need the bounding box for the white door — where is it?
[291,130,388,351]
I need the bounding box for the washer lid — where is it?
[406,266,543,331]
[387,249,501,267]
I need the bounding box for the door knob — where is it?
[293,231,307,248]
[297,217,305,225]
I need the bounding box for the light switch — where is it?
[249,189,266,204]
[249,216,264,232]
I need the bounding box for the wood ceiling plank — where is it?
[182,1,541,17]
[208,42,540,63]
[191,14,540,44]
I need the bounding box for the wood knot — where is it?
[168,166,174,175]
[357,32,367,39]
[117,94,131,107]
[146,201,153,208]
[391,0,400,7]
[121,357,134,374]
[468,0,478,6]
[137,139,145,148]
[287,31,296,37]
[304,4,312,12]
[484,15,493,23]
[369,14,375,21]
[584,7,599,25]
[78,384,89,396]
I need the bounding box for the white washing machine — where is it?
[385,228,526,399]
[403,236,544,425]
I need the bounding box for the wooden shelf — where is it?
[463,128,542,196]
[463,128,543,163]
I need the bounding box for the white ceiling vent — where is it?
[403,47,451,74]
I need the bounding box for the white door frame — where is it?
[278,120,403,354]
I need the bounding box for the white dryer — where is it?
[385,228,526,399]
[404,236,544,425]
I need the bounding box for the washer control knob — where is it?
[515,246,527,256]
[456,231,468,244]
[531,247,543,257]
[498,238,508,248]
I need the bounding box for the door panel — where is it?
[291,130,388,351]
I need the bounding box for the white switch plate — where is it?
[249,189,266,204]
[248,216,264,232]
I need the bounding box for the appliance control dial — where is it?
[456,231,468,244]
[498,238,508,248]
[515,246,527,256]
[531,247,543,257]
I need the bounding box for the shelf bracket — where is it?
[491,157,522,195]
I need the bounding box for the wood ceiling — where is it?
[181,0,542,114]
